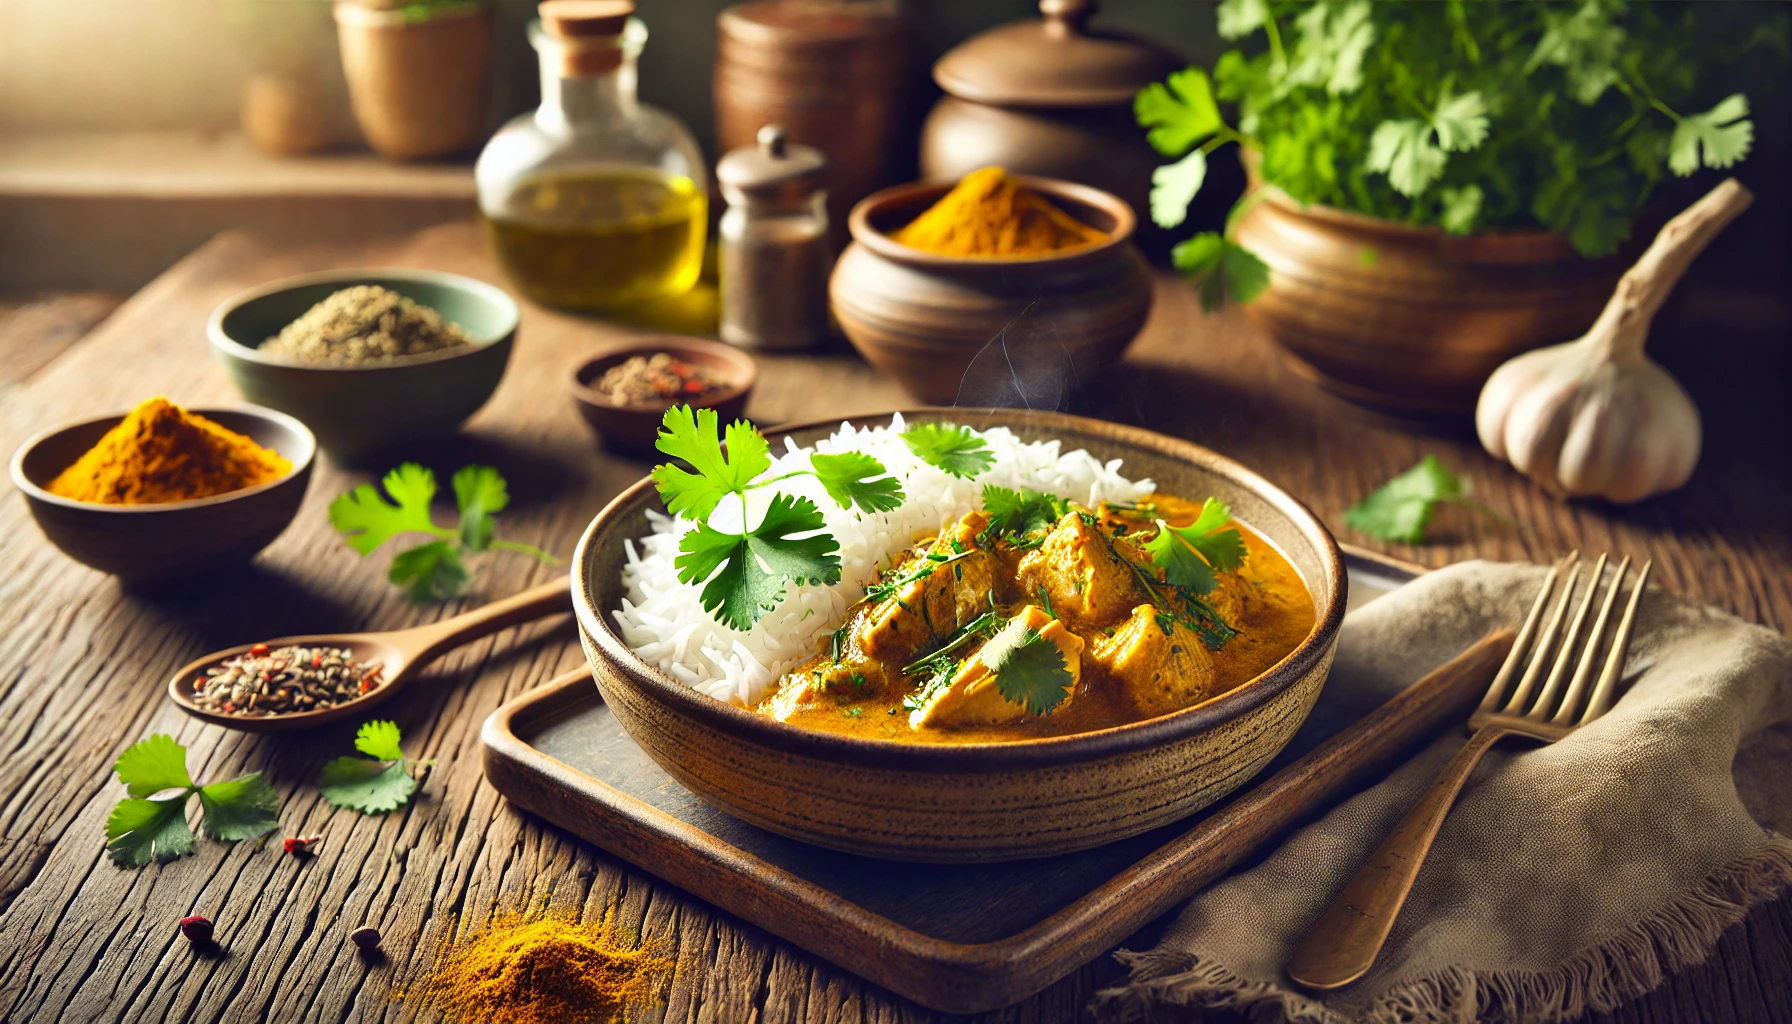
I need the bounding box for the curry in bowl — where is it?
[763,494,1313,742]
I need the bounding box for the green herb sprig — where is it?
[901,422,995,479]
[979,485,1071,547]
[1344,455,1514,544]
[331,464,556,603]
[1140,497,1248,596]
[983,618,1076,717]
[317,720,433,815]
[104,735,279,866]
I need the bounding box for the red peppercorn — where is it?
[179,915,213,945]
[248,643,269,656]
[283,834,323,856]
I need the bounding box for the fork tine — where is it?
[1527,553,1607,721]
[1477,553,1573,714]
[1503,554,1581,715]
[1551,555,1630,725]
[1582,559,1652,721]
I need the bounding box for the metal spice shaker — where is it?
[717,126,831,351]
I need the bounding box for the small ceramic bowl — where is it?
[829,176,1153,405]
[569,337,757,458]
[209,268,518,466]
[572,408,1345,862]
[10,405,316,586]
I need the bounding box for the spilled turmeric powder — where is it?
[893,166,1108,258]
[46,397,290,505]
[402,912,672,1024]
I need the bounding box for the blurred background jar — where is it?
[476,0,707,312]
[717,125,830,351]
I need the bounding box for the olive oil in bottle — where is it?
[475,1,709,312]
[483,169,706,311]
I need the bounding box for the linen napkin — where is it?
[1093,559,1792,1024]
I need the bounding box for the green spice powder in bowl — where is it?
[209,269,518,466]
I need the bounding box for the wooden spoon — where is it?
[168,577,571,733]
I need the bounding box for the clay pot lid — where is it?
[933,0,1181,108]
[717,125,828,201]
[539,0,633,37]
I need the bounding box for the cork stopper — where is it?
[539,0,634,75]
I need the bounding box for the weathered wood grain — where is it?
[0,223,1782,1023]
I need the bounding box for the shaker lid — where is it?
[539,0,633,38]
[717,126,828,199]
[933,0,1181,108]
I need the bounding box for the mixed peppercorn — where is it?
[191,644,384,717]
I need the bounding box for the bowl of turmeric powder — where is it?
[829,168,1152,405]
[9,398,315,585]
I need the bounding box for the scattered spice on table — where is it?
[593,352,731,407]
[46,396,291,505]
[260,285,471,365]
[179,915,213,945]
[402,912,672,1024]
[350,925,382,951]
[191,644,384,717]
[894,166,1108,259]
[283,834,323,856]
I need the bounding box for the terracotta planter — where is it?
[334,1,492,160]
[1233,188,1627,415]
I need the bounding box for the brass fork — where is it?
[1288,552,1653,990]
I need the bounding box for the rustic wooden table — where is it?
[0,223,1786,1023]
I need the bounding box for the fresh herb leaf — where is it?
[1216,0,1268,40]
[1343,455,1468,543]
[1174,233,1271,313]
[864,550,973,606]
[1438,185,1484,235]
[1150,150,1208,230]
[1367,119,1448,197]
[1285,0,1375,96]
[979,485,1070,545]
[452,464,508,552]
[1141,498,1247,596]
[901,422,994,479]
[318,720,429,815]
[1669,94,1753,175]
[984,619,1074,717]
[1135,67,1223,157]
[105,734,280,866]
[651,406,771,521]
[810,452,905,513]
[387,539,469,603]
[675,493,841,631]
[330,463,442,555]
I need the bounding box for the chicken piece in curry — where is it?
[755,489,1315,743]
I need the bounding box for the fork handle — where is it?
[1287,724,1514,990]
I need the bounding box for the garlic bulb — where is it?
[1476,179,1752,504]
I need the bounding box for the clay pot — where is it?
[334,1,492,160]
[829,175,1152,406]
[1233,187,1629,415]
[241,72,340,156]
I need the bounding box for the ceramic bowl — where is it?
[569,337,757,459]
[209,268,518,466]
[10,405,316,586]
[830,177,1153,405]
[571,409,1345,862]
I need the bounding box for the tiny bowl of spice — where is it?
[569,337,756,457]
[9,397,315,586]
[829,167,1153,405]
[209,269,519,467]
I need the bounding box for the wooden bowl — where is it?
[830,177,1153,405]
[571,409,1345,862]
[1233,187,1627,416]
[9,406,316,586]
[209,268,518,467]
[569,338,758,459]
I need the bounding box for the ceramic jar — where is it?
[334,0,492,160]
[829,176,1152,406]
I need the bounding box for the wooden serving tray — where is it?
[482,553,1486,1013]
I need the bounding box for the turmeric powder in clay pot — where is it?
[893,166,1107,258]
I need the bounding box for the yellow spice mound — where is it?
[893,166,1108,258]
[46,397,291,505]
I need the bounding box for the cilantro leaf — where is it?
[1174,233,1271,313]
[810,452,904,513]
[1181,498,1248,572]
[1367,119,1447,197]
[1344,455,1467,543]
[980,485,1069,544]
[984,619,1074,717]
[1215,0,1267,40]
[1142,526,1217,595]
[388,539,470,603]
[902,423,994,479]
[651,406,771,521]
[354,719,406,761]
[1433,91,1489,153]
[1438,185,1484,235]
[329,463,443,554]
[675,493,842,631]
[1528,0,1626,105]
[1669,95,1753,176]
[318,758,416,815]
[1135,67,1222,157]
[114,734,192,798]
[452,465,508,552]
[1141,499,1246,596]
[1286,0,1375,96]
[1150,149,1208,230]
[106,797,194,866]
[197,772,280,841]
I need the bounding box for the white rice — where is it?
[611,413,1154,706]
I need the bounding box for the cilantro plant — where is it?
[1139,0,1779,309]
[331,464,556,603]
[318,721,432,814]
[105,735,280,866]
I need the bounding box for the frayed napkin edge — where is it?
[1090,834,1792,1024]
